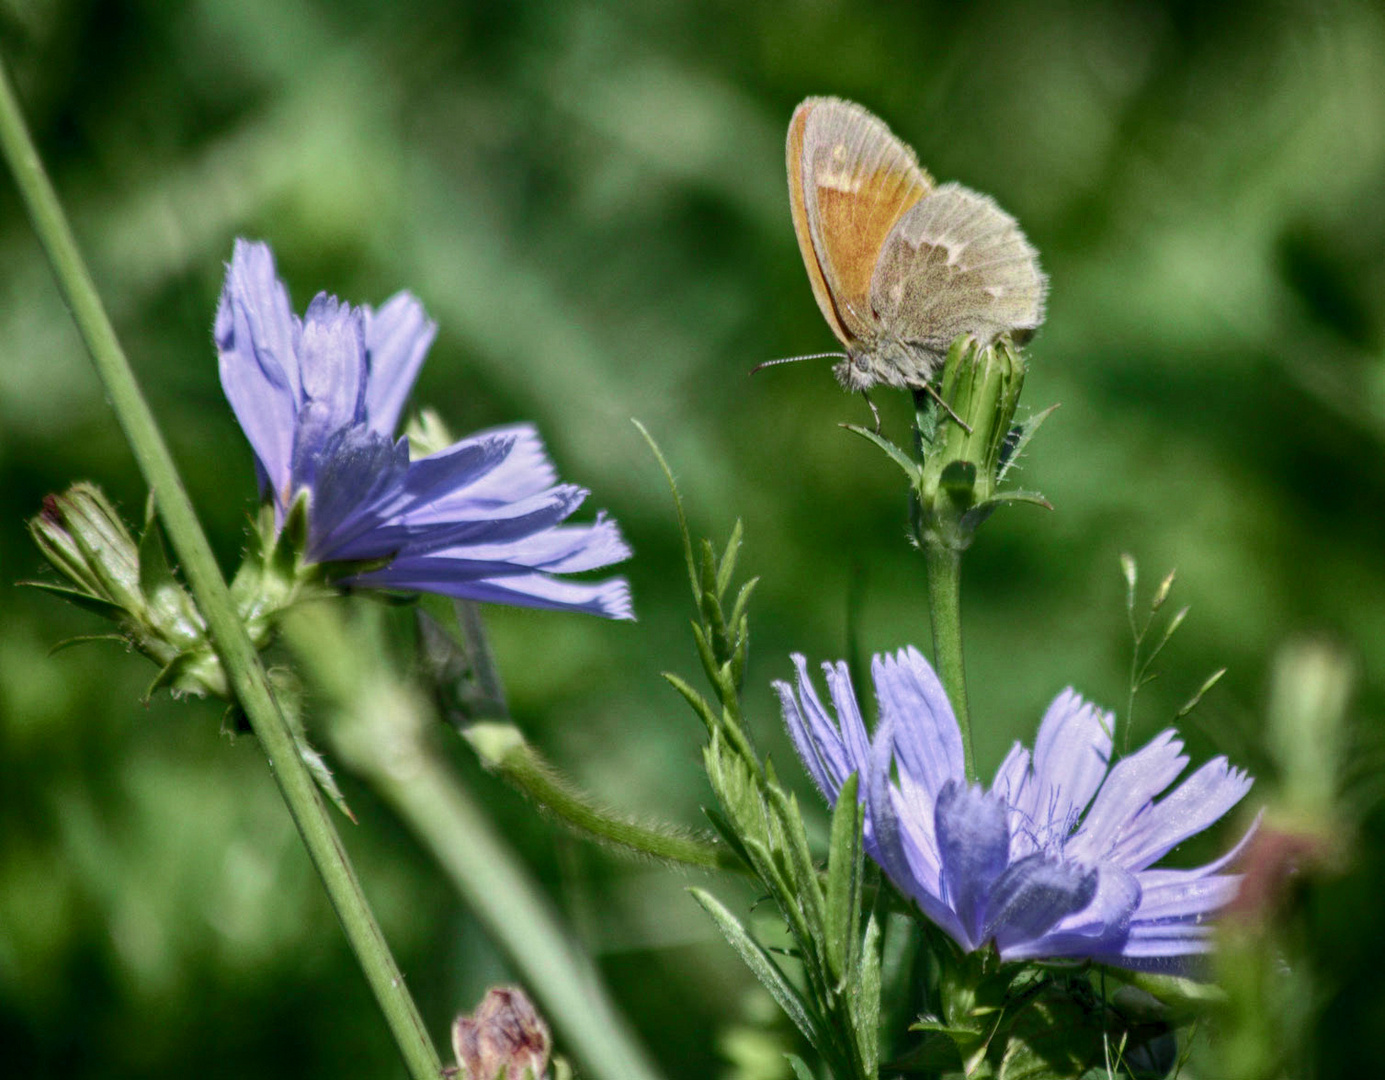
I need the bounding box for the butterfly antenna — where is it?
[751,351,847,375]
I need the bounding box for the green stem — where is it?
[284,606,667,1080]
[924,541,976,782]
[464,722,743,872]
[0,60,442,1080]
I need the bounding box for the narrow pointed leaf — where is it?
[717,519,743,600]
[996,403,1058,483]
[632,419,699,603]
[690,888,820,1047]
[663,671,719,736]
[21,580,126,619]
[851,912,882,1078]
[824,772,862,982]
[785,1054,817,1080]
[842,423,923,484]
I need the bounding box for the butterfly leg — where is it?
[919,380,973,434]
[861,390,882,434]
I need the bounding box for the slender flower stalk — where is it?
[923,538,972,781]
[777,645,1256,970]
[0,61,441,1080]
[283,604,667,1080]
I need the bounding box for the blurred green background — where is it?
[2,0,1383,1077]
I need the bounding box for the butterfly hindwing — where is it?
[869,182,1047,359]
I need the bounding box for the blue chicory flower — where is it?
[215,239,632,618]
[776,646,1254,970]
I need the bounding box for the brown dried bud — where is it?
[451,986,551,1080]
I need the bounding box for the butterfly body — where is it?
[787,97,1046,392]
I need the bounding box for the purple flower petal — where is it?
[1107,757,1253,871]
[216,240,301,497]
[215,239,632,619]
[1065,730,1189,864]
[776,644,1254,969]
[876,647,964,806]
[363,291,436,437]
[935,781,1011,948]
[1029,689,1113,832]
[983,854,1098,952]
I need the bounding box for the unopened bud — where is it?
[451,986,551,1080]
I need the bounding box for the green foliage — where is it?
[644,426,880,1079]
[5,3,1385,1078]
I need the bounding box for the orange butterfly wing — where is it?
[787,97,934,348]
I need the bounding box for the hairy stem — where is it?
[0,60,441,1080]
[465,721,742,871]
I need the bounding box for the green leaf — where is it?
[716,518,743,600]
[663,671,719,736]
[47,632,127,655]
[996,403,1058,483]
[1099,966,1226,1024]
[824,774,862,983]
[21,579,125,619]
[632,419,699,604]
[765,784,826,943]
[850,912,882,1077]
[784,1053,817,1080]
[727,577,759,642]
[994,993,1103,1080]
[975,490,1053,513]
[841,423,923,484]
[701,806,755,871]
[136,505,177,598]
[690,888,820,1048]
[886,1029,966,1074]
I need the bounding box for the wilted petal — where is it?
[363,291,436,436]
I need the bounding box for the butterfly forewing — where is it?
[787,103,851,346]
[796,98,933,345]
[870,182,1047,357]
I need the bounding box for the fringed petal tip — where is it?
[770,642,1256,970]
[214,239,636,622]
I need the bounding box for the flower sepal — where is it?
[913,335,1053,552]
[27,483,227,698]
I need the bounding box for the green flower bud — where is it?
[27,483,226,698]
[913,335,1052,553]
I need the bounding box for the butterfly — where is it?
[784,96,1047,398]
